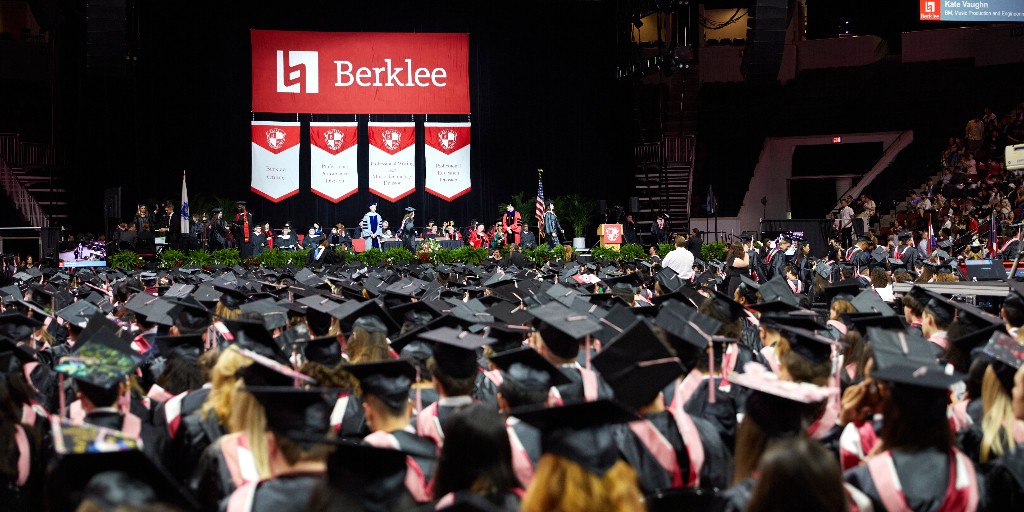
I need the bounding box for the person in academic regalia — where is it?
[306,238,338,269]
[985,360,1024,511]
[415,328,491,448]
[651,214,670,245]
[956,333,1024,468]
[542,202,563,249]
[0,371,42,512]
[307,441,421,512]
[302,226,323,250]
[843,330,985,512]
[514,400,645,512]
[345,360,436,504]
[234,201,253,258]
[432,404,524,510]
[361,202,384,250]
[399,207,417,252]
[502,204,521,247]
[250,224,268,257]
[528,302,615,403]
[133,204,155,252]
[210,208,229,251]
[744,436,852,511]
[764,236,791,281]
[591,320,733,494]
[275,222,298,251]
[222,387,336,512]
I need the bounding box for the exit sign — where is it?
[832,136,842,143]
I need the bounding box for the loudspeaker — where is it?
[598,200,607,215]
[104,187,121,218]
[40,227,62,260]
[629,197,640,212]
[87,0,126,76]
[741,0,789,82]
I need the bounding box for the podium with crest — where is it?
[598,224,623,250]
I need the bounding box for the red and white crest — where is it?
[382,129,402,151]
[324,129,345,151]
[437,129,458,150]
[266,128,287,149]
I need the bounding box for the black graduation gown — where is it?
[712,476,756,512]
[221,472,324,512]
[1,424,43,512]
[152,387,211,440]
[82,410,161,460]
[474,371,500,409]
[409,385,439,416]
[682,378,740,451]
[169,410,227,482]
[615,410,732,494]
[391,430,438,484]
[336,392,369,439]
[554,365,615,402]
[510,420,542,470]
[191,437,242,512]
[843,448,986,512]
[986,447,1024,511]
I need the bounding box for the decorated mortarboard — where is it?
[814,261,834,279]
[245,387,338,446]
[152,334,204,364]
[983,330,1024,388]
[592,319,685,409]
[0,311,44,342]
[344,359,417,410]
[775,325,837,364]
[56,300,101,329]
[222,318,287,362]
[46,438,199,511]
[239,299,290,331]
[730,362,830,438]
[421,327,496,379]
[850,289,896,316]
[869,327,963,389]
[56,330,141,389]
[489,346,572,390]
[511,399,639,476]
[528,301,602,359]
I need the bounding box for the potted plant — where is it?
[556,194,596,250]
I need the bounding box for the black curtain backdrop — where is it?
[58,0,635,235]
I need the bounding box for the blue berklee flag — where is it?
[705,184,715,215]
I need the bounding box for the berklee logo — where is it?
[276,51,319,93]
[266,128,287,149]
[382,129,402,151]
[438,129,457,150]
[324,129,344,151]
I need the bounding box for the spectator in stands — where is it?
[982,107,998,127]
[966,117,985,153]
[856,194,875,234]
[964,153,978,181]
[836,198,854,248]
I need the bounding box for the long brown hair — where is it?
[521,456,643,512]
[745,437,848,512]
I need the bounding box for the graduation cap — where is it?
[730,362,830,438]
[591,319,685,409]
[301,336,343,366]
[56,330,142,390]
[470,322,532,353]
[239,299,290,331]
[323,440,410,505]
[47,442,199,511]
[529,302,602,359]
[222,318,287,362]
[192,285,222,305]
[984,331,1024,394]
[344,359,416,410]
[489,346,572,391]
[654,267,688,294]
[758,310,827,332]
[746,300,802,315]
[824,279,863,303]
[850,289,896,316]
[245,386,338,447]
[485,300,535,326]
[212,282,248,308]
[0,284,23,305]
[842,313,906,336]
[921,291,955,326]
[707,290,748,322]
[814,261,834,280]
[152,334,204,364]
[388,300,441,329]
[421,327,496,379]
[869,327,963,389]
[331,299,401,336]
[0,311,43,343]
[511,399,639,476]
[758,276,799,307]
[776,325,837,365]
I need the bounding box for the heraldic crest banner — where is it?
[310,122,359,202]
[251,121,301,202]
[424,122,471,201]
[367,122,416,202]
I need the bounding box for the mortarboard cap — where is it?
[730,362,830,438]
[222,318,287,362]
[824,279,863,303]
[529,302,602,359]
[302,336,343,366]
[489,346,572,390]
[344,359,416,411]
[511,399,639,476]
[331,299,401,336]
[0,284,23,305]
[1003,281,1024,310]
[851,289,896,316]
[758,310,826,332]
[591,319,684,409]
[152,334,204,364]
[0,311,43,343]
[707,290,748,322]
[814,261,834,279]
[422,327,495,379]
[245,387,337,447]
[983,331,1024,394]
[777,325,837,364]
[843,313,906,336]
[869,327,962,389]
[922,293,955,326]
[746,300,802,315]
[56,331,141,389]
[324,440,409,503]
[239,299,289,331]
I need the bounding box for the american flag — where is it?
[990,211,999,257]
[535,170,545,224]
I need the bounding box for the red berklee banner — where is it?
[424,122,471,201]
[251,121,301,202]
[310,122,359,202]
[367,122,416,202]
[251,30,469,114]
